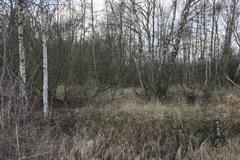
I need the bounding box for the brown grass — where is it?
[1,87,240,160]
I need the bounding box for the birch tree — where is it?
[40,0,49,117]
[18,0,27,101]
[221,0,239,78]
[170,0,200,64]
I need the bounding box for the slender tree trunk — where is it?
[18,0,27,101]
[209,0,216,80]
[41,0,49,117]
[91,0,97,81]
[166,0,177,49]
[222,0,238,79]
[202,0,208,85]
[170,0,196,64]
[215,16,221,84]
[1,27,6,125]
[168,0,197,88]
[131,0,145,91]
[0,27,6,82]
[133,57,144,89]
[152,0,156,58]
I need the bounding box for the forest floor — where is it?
[1,87,240,159]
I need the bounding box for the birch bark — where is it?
[18,0,27,100]
[41,0,49,117]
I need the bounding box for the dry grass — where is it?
[189,137,240,160]
[1,87,240,160]
[69,98,240,160]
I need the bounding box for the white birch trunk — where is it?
[18,0,27,100]
[42,30,48,117]
[41,0,49,117]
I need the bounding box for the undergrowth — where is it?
[1,89,240,160]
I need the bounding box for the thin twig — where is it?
[19,152,49,160]
[226,75,240,90]
[15,122,21,160]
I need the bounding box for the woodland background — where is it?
[1,0,240,159]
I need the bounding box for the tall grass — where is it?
[1,86,240,159]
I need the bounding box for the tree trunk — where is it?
[91,0,97,81]
[18,0,27,101]
[41,0,49,117]
[221,0,238,79]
